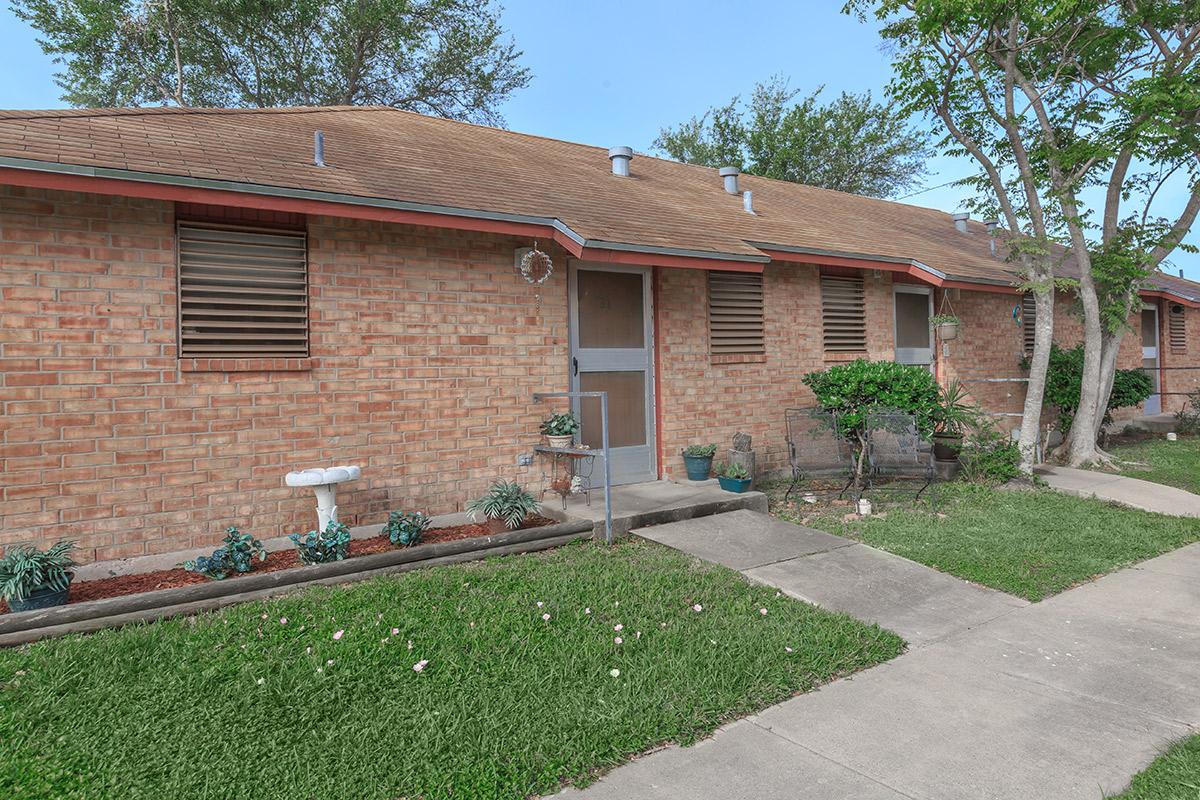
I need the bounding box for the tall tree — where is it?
[12,0,531,124]
[654,77,933,198]
[849,0,1200,470]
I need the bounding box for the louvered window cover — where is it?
[1169,304,1187,352]
[708,271,765,354]
[177,223,309,357]
[820,275,867,353]
[1022,294,1037,356]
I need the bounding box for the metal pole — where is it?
[601,391,612,544]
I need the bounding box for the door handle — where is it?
[572,357,579,377]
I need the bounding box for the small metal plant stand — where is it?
[532,391,613,544]
[535,447,596,509]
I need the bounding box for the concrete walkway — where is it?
[555,510,1200,800]
[1036,464,1200,517]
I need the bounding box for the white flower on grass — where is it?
[635,631,641,639]
[316,667,323,674]
[542,613,551,621]
[785,647,794,654]
[614,636,623,645]
[585,608,591,615]
[391,628,399,636]
[413,660,429,673]
[536,601,544,608]
[305,646,313,655]
[759,608,768,616]
[326,659,334,666]
[659,622,667,628]
[408,640,414,650]
[279,617,288,625]
[610,668,620,678]
[692,604,703,612]
[255,677,265,685]
[332,629,344,641]
[260,613,268,620]
[614,624,623,632]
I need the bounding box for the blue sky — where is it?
[1,0,1196,278]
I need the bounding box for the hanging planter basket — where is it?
[935,321,960,341]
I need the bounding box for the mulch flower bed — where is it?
[3,516,556,613]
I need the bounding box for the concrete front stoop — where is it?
[560,480,768,539]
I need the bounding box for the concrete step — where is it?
[560,480,768,539]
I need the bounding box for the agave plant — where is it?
[0,540,76,602]
[466,480,539,530]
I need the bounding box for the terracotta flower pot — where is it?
[546,434,574,449]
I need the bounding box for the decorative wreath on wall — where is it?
[519,242,554,285]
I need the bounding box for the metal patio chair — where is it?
[863,408,936,505]
[784,407,855,502]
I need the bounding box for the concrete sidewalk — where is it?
[554,511,1200,800]
[1036,464,1200,517]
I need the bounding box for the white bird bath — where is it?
[285,465,362,532]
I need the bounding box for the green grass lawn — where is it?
[1109,735,1200,799]
[1108,436,1200,494]
[0,540,902,800]
[768,482,1200,602]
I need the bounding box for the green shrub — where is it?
[1175,387,1200,435]
[183,526,266,580]
[802,359,940,484]
[0,540,75,602]
[290,521,352,565]
[958,422,1022,484]
[384,511,432,547]
[466,480,540,530]
[682,443,718,458]
[1027,344,1153,430]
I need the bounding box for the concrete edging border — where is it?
[0,518,593,646]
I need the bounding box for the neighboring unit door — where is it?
[894,285,934,366]
[568,263,657,486]
[1142,305,1161,415]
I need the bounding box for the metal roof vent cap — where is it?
[719,166,740,194]
[313,131,326,167]
[743,190,755,215]
[953,211,970,233]
[608,146,633,177]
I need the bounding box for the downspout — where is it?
[652,266,666,480]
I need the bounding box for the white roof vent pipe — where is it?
[608,146,633,177]
[953,211,970,233]
[743,190,755,215]
[719,166,740,194]
[313,131,326,167]
[984,219,999,255]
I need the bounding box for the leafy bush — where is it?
[0,540,75,602]
[290,520,352,565]
[539,412,580,437]
[716,462,750,480]
[1028,344,1153,430]
[1175,387,1200,435]
[385,511,432,547]
[958,422,1022,484]
[682,443,718,458]
[466,480,539,530]
[183,526,266,580]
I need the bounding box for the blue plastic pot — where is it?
[682,454,714,481]
[717,476,752,493]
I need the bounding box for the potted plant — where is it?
[540,412,580,449]
[715,461,752,493]
[467,480,540,534]
[0,540,76,612]
[931,379,979,462]
[930,314,961,341]
[681,443,718,481]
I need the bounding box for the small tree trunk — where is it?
[1018,278,1055,473]
[1089,329,1124,444]
[1066,273,1107,466]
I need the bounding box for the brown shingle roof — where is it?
[0,105,1196,300]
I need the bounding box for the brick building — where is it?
[2,106,1198,562]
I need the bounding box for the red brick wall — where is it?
[1,186,568,562]
[655,262,894,480]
